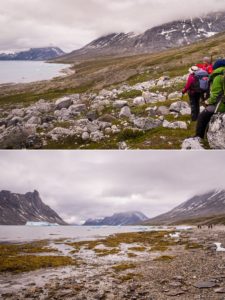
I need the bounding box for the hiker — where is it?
[182,66,209,121]
[195,59,225,139]
[196,57,213,75]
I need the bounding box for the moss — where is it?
[118,128,144,141]
[112,263,136,272]
[119,90,142,99]
[94,248,120,257]
[128,247,147,252]
[0,255,75,273]
[185,243,203,250]
[154,255,175,262]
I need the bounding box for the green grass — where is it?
[119,90,142,99]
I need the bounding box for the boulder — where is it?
[86,111,98,121]
[113,100,128,109]
[168,92,182,100]
[170,101,191,115]
[11,108,25,117]
[69,104,86,115]
[133,117,162,130]
[157,106,170,116]
[143,92,166,103]
[55,97,72,110]
[34,100,53,113]
[0,126,36,149]
[54,109,71,121]
[163,120,187,130]
[133,97,145,106]
[7,117,23,127]
[26,116,42,125]
[119,106,132,118]
[90,131,104,142]
[182,138,205,150]
[48,127,74,141]
[82,132,90,141]
[207,114,225,149]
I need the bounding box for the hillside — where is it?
[0,190,67,225]
[145,190,225,225]
[84,211,148,226]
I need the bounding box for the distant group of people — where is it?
[182,57,225,140]
[197,224,213,229]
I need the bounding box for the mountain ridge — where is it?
[145,190,225,225]
[0,190,67,225]
[0,47,65,61]
[55,11,225,62]
[84,211,149,226]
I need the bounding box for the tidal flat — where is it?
[1,227,225,299]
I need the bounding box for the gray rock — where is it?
[133,96,145,105]
[182,137,205,150]
[69,104,86,115]
[87,111,98,121]
[168,92,182,100]
[55,97,72,110]
[170,101,191,115]
[26,116,42,125]
[119,106,132,118]
[157,106,170,116]
[82,132,90,141]
[133,117,162,130]
[163,120,187,130]
[193,281,216,289]
[118,141,128,150]
[8,117,23,127]
[48,127,74,141]
[214,287,225,293]
[11,108,25,117]
[34,100,53,113]
[113,100,128,109]
[0,126,36,149]
[207,114,225,149]
[90,131,104,142]
[54,109,71,121]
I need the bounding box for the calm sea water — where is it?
[0,61,69,84]
[0,226,170,243]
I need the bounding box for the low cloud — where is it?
[0,0,225,52]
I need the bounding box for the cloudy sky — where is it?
[0,0,225,52]
[0,151,224,224]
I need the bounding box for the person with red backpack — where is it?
[196,57,213,75]
[182,66,202,121]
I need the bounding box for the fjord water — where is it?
[0,61,69,84]
[0,226,163,243]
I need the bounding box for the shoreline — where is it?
[1,227,225,299]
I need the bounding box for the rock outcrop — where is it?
[207,114,225,149]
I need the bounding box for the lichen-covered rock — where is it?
[168,92,182,100]
[207,114,225,149]
[55,97,72,110]
[133,117,162,130]
[133,97,145,106]
[182,137,205,150]
[119,106,132,118]
[113,100,128,109]
[170,101,191,115]
[157,106,170,116]
[163,120,187,130]
[90,131,104,142]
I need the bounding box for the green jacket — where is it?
[208,67,225,112]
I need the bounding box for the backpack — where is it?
[192,70,210,92]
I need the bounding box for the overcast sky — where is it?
[0,0,225,52]
[0,151,224,224]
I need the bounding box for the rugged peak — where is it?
[0,190,67,225]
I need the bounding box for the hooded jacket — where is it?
[208,67,225,112]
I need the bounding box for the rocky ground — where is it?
[0,73,224,150]
[1,227,225,300]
